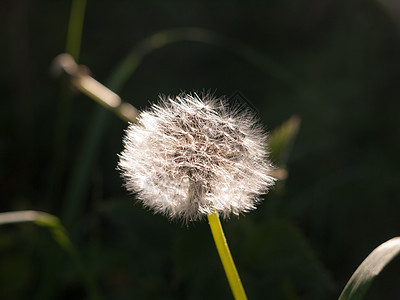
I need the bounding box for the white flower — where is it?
[118,93,275,222]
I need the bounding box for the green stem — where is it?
[47,0,87,207]
[66,0,87,61]
[207,212,247,300]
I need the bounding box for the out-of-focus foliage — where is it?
[269,115,301,168]
[1,0,400,299]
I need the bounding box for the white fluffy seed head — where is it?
[118,93,275,222]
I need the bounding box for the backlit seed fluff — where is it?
[118,93,275,222]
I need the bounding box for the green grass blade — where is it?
[47,0,87,209]
[66,0,87,61]
[108,27,294,92]
[0,211,101,300]
[339,237,400,300]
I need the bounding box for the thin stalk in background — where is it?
[41,1,88,298]
[208,212,248,300]
[66,0,87,62]
[47,0,87,209]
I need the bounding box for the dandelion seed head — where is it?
[118,93,275,222]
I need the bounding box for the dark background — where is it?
[1,0,400,299]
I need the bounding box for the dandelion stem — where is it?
[207,212,247,300]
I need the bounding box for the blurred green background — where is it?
[1,0,400,299]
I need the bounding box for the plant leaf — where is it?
[0,210,101,300]
[339,237,400,300]
[269,115,301,172]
